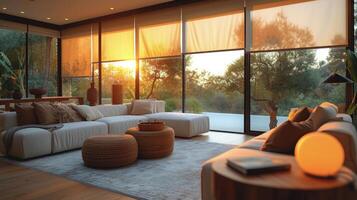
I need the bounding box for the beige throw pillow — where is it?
[53,103,82,123]
[130,100,154,115]
[71,105,104,121]
[308,104,337,130]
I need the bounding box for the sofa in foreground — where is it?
[201,102,357,200]
[0,100,209,159]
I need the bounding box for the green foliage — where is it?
[186,98,203,113]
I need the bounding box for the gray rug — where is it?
[6,139,234,200]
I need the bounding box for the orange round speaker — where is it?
[295,132,344,177]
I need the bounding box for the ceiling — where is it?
[0,0,173,25]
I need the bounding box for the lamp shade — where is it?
[295,132,344,177]
[322,72,353,84]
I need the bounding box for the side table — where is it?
[212,153,356,200]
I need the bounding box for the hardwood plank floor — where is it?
[0,132,250,200]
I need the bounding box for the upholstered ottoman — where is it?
[126,126,174,159]
[82,135,138,168]
[145,113,210,138]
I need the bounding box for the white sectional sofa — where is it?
[0,101,209,159]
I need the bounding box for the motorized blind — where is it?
[28,25,60,38]
[183,0,244,53]
[248,0,348,51]
[0,20,27,32]
[102,16,134,61]
[136,7,181,59]
[61,23,98,77]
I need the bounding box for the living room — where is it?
[0,0,357,199]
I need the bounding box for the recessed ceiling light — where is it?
[46,17,51,20]
[110,7,114,10]
[65,18,69,21]
[2,7,7,10]
[20,11,25,14]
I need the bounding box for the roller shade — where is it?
[137,7,181,59]
[61,23,98,77]
[28,25,60,38]
[249,0,348,51]
[102,16,134,61]
[0,20,27,32]
[183,0,244,53]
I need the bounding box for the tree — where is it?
[225,12,317,129]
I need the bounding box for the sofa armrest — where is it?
[318,121,357,173]
[0,112,17,132]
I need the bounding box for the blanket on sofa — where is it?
[3,124,63,155]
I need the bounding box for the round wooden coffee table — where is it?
[126,126,174,159]
[212,151,356,200]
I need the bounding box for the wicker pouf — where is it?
[82,135,138,168]
[126,126,175,159]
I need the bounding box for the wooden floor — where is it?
[0,132,250,200]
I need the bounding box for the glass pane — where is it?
[250,47,346,132]
[185,50,244,132]
[139,57,182,112]
[250,0,347,51]
[28,34,58,96]
[0,28,26,98]
[102,60,136,104]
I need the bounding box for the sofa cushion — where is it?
[318,121,357,172]
[33,102,59,125]
[94,104,128,117]
[145,112,209,137]
[308,105,337,130]
[261,120,313,154]
[130,100,154,115]
[0,112,17,132]
[97,115,148,134]
[71,105,104,121]
[52,121,108,153]
[0,128,52,159]
[288,107,312,122]
[15,104,37,125]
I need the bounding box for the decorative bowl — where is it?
[138,121,165,131]
[29,88,47,99]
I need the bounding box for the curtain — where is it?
[183,0,244,53]
[248,0,347,51]
[28,25,60,38]
[61,23,98,77]
[102,16,134,61]
[137,7,181,59]
[0,20,27,32]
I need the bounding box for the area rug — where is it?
[6,139,234,200]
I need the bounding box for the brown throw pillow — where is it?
[261,120,313,155]
[53,103,82,123]
[33,102,59,125]
[15,103,37,125]
[289,107,312,122]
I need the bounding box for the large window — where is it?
[185,50,244,132]
[28,34,58,96]
[140,57,182,112]
[250,48,346,131]
[0,28,26,98]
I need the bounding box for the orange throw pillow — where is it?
[261,120,313,155]
[289,107,312,122]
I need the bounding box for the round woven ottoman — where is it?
[126,126,175,159]
[82,135,138,168]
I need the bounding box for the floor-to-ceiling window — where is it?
[183,0,245,132]
[101,17,136,104]
[248,0,347,132]
[138,7,182,111]
[0,21,26,98]
[62,23,99,104]
[0,20,58,99]
[28,26,58,96]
